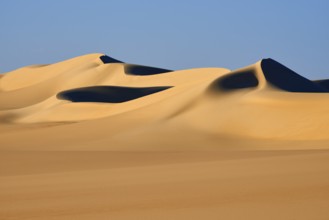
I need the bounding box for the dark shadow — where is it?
[100,55,123,64]
[261,59,327,92]
[313,79,329,90]
[57,86,172,103]
[100,55,172,75]
[124,64,173,75]
[216,71,259,90]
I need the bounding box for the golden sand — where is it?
[1,54,328,219]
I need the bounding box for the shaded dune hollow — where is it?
[210,70,259,92]
[99,55,123,64]
[100,55,173,75]
[57,86,172,103]
[123,64,173,76]
[261,58,328,92]
[313,79,329,90]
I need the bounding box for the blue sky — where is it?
[0,0,328,79]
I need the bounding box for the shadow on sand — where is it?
[214,70,259,91]
[124,64,172,76]
[99,55,172,76]
[57,86,172,103]
[99,55,123,64]
[261,59,327,93]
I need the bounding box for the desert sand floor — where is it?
[1,148,329,220]
[1,54,329,219]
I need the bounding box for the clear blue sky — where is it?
[0,0,328,79]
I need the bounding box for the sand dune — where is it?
[1,53,329,144]
[1,54,329,219]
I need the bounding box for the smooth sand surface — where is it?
[1,54,329,219]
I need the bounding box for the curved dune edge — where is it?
[0,53,329,148]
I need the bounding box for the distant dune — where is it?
[1,54,329,219]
